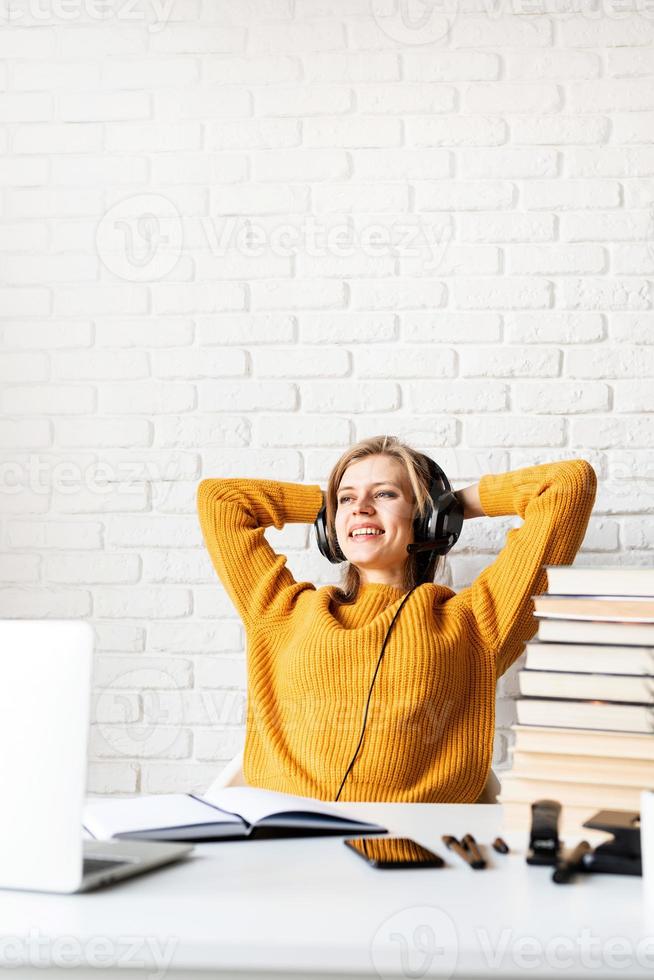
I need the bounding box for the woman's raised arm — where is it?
[450,459,597,678]
[197,478,324,632]
[454,481,484,520]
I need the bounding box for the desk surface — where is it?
[0,802,651,980]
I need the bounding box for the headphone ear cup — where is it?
[429,490,464,556]
[412,458,464,563]
[435,489,464,552]
[412,510,430,550]
[314,503,346,564]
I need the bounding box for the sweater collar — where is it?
[327,582,415,629]
[358,582,406,595]
[355,582,408,614]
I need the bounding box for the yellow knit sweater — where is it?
[197,459,597,803]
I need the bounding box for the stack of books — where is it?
[499,565,654,833]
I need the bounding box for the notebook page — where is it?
[83,793,240,839]
[200,784,362,827]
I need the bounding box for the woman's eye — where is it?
[338,491,395,504]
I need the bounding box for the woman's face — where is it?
[334,454,417,585]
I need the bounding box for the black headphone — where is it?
[314,454,464,581]
[312,454,465,801]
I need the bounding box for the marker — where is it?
[461,833,487,868]
[492,837,510,854]
[552,840,592,884]
[442,835,485,870]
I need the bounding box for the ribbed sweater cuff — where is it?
[283,483,324,523]
[478,470,519,518]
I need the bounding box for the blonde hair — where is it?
[324,435,447,605]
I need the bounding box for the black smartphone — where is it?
[344,836,444,869]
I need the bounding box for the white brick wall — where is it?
[1,2,653,796]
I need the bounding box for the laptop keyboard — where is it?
[83,857,131,875]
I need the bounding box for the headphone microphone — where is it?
[312,454,465,801]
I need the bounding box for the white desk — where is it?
[0,803,651,980]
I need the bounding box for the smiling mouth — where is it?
[349,531,385,540]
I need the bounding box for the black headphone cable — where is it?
[334,583,420,802]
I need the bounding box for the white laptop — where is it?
[0,620,193,893]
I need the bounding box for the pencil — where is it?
[442,835,485,870]
[461,833,487,869]
[552,840,592,884]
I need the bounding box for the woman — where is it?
[197,435,597,803]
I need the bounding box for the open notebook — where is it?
[82,783,387,842]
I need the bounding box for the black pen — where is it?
[552,840,592,884]
[461,833,487,869]
[442,835,485,870]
